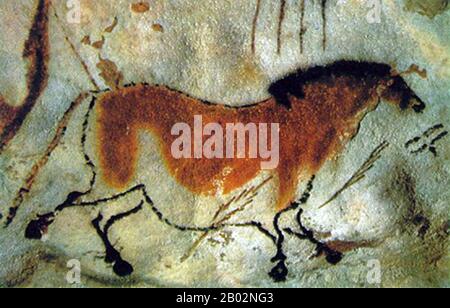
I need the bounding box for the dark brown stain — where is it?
[321,0,327,51]
[0,0,50,152]
[104,17,118,33]
[152,23,164,33]
[81,35,91,45]
[299,0,306,54]
[413,214,431,239]
[96,61,425,211]
[251,0,262,55]
[96,57,124,90]
[325,240,378,253]
[92,36,105,49]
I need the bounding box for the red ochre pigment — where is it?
[0,0,50,151]
[96,63,420,210]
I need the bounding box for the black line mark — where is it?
[405,124,448,157]
[269,211,289,282]
[26,181,279,276]
[429,131,449,156]
[3,0,105,226]
[268,144,390,282]
[425,124,444,138]
[405,136,421,149]
[25,212,55,239]
[5,77,112,227]
[430,131,448,145]
[268,176,342,282]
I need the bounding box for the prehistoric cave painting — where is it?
[0,0,436,283]
[252,0,327,55]
[93,62,424,212]
[405,124,448,156]
[0,0,50,152]
[1,0,439,283]
[20,61,428,281]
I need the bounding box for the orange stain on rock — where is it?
[95,62,424,210]
[131,2,150,13]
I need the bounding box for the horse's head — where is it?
[269,61,426,114]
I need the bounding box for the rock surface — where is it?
[0,0,449,287]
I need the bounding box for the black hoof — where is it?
[269,261,288,283]
[113,259,134,277]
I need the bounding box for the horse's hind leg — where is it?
[92,202,144,277]
[25,185,147,277]
[24,184,145,240]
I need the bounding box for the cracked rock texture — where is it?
[0,0,449,287]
